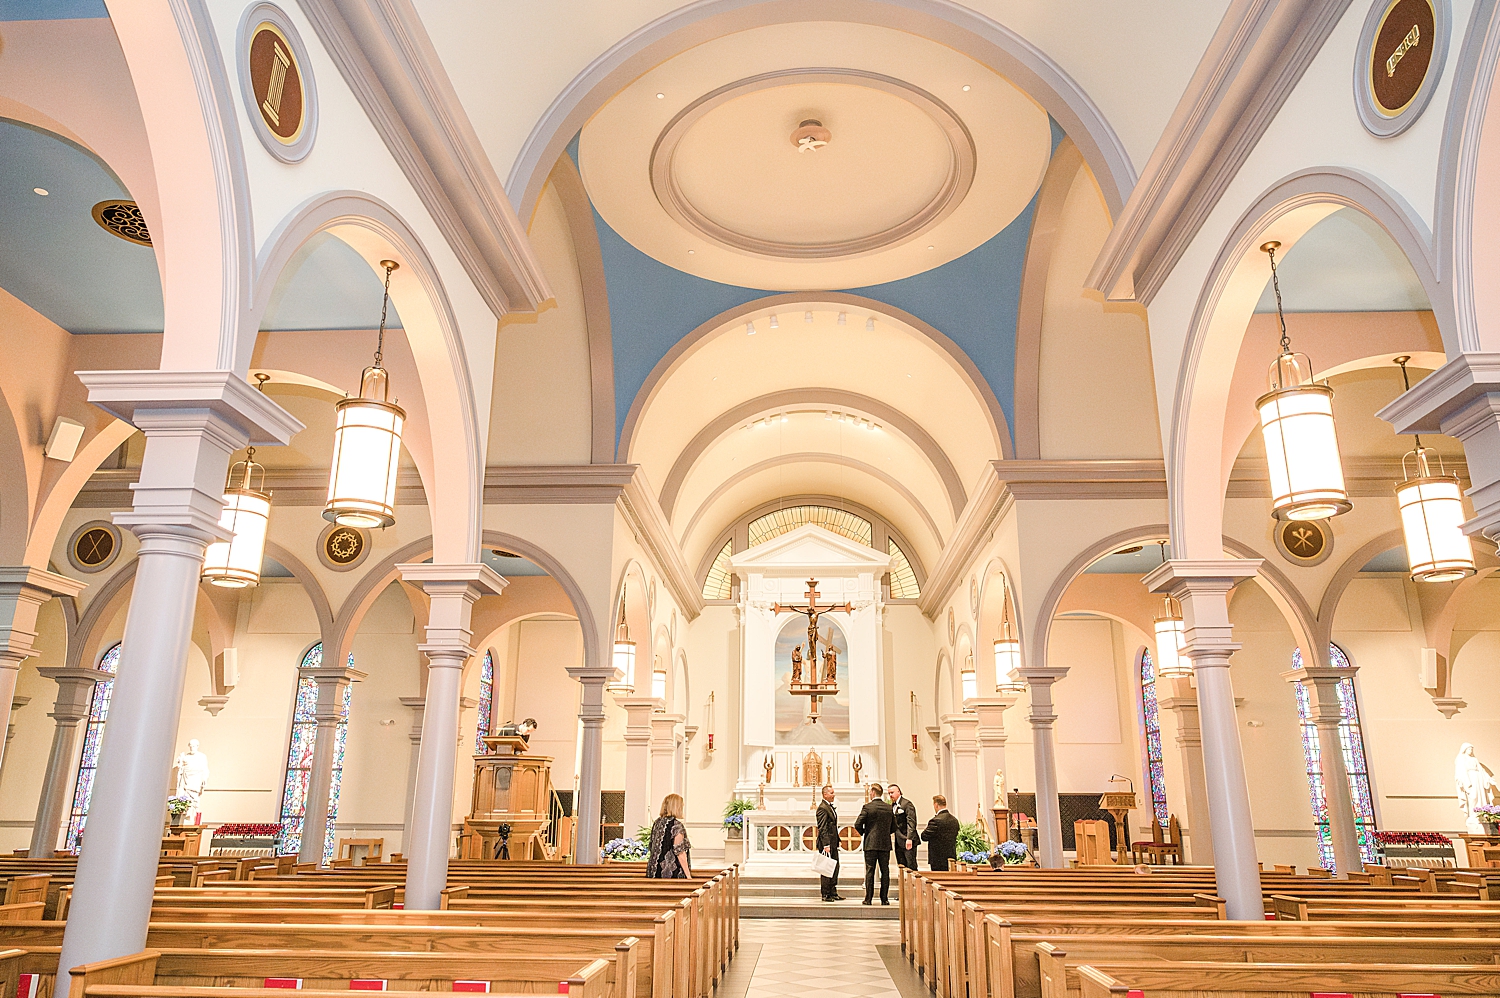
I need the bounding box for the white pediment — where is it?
[729,524,891,576]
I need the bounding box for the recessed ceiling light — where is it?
[33,188,48,196]
[927,245,936,251]
[687,249,695,255]
[769,314,779,328]
[746,322,756,335]
[656,93,665,99]
[804,311,813,323]
[962,85,971,92]
[865,317,875,331]
[837,312,847,326]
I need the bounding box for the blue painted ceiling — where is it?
[261,233,403,331]
[0,0,106,19]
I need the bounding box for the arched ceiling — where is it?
[629,301,999,571]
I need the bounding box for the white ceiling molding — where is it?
[1085,0,1353,304]
[918,463,1011,618]
[1228,455,1470,498]
[619,469,706,621]
[997,459,1169,500]
[295,0,553,317]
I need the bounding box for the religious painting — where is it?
[774,615,849,745]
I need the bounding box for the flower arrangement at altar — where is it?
[166,796,194,823]
[994,840,1030,865]
[958,850,989,865]
[1476,804,1500,832]
[1372,830,1454,846]
[603,836,648,862]
[722,799,753,839]
[955,821,990,868]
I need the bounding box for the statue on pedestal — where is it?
[993,772,1005,806]
[821,631,838,684]
[173,739,210,819]
[791,645,803,685]
[1455,743,1498,832]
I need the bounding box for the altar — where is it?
[741,788,871,871]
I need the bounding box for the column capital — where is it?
[1016,666,1068,686]
[397,563,508,601]
[567,666,617,685]
[1376,351,1500,434]
[301,664,367,722]
[1142,559,1261,597]
[76,369,304,445]
[0,568,88,665]
[940,712,980,753]
[36,666,111,721]
[1281,665,1354,722]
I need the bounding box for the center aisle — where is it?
[720,919,925,998]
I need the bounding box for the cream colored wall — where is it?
[0,598,69,852]
[680,605,738,847]
[505,618,585,786]
[488,181,593,465]
[1037,167,1161,460]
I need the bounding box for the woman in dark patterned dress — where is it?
[645,793,692,878]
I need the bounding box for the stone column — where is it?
[1144,560,1264,920]
[939,712,980,824]
[679,724,697,792]
[0,569,86,780]
[297,662,366,865]
[617,696,658,833]
[28,669,109,856]
[569,667,612,863]
[1158,684,1214,865]
[399,695,425,854]
[970,695,1018,837]
[3,696,30,774]
[58,371,301,974]
[399,564,506,910]
[651,712,684,805]
[1017,667,1068,867]
[1283,664,1363,876]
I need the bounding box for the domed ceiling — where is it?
[579,21,1051,290]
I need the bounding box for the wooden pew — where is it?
[1077,961,1500,998]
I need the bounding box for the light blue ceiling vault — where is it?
[0,0,107,20]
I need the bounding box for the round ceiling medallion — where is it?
[1355,0,1448,136]
[237,4,318,162]
[1274,518,1332,567]
[68,521,122,573]
[91,201,151,246]
[317,522,369,571]
[650,69,975,261]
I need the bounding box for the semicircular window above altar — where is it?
[747,505,872,548]
[887,539,921,599]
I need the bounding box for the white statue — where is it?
[174,739,210,812]
[993,772,1006,806]
[1455,743,1497,833]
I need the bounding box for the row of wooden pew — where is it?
[0,857,739,998]
[899,863,1500,998]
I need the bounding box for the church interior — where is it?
[2,0,1500,992]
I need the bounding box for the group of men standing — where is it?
[814,782,961,904]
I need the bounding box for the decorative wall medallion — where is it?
[1355,0,1449,137]
[68,521,121,573]
[947,608,956,646]
[648,578,658,617]
[969,577,979,617]
[317,522,369,572]
[1274,517,1333,567]
[91,201,151,246]
[237,4,318,162]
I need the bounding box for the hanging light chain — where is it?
[1395,355,1422,450]
[1264,241,1291,355]
[374,260,397,367]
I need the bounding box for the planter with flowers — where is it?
[722,799,753,840]
[1476,805,1500,835]
[166,796,194,827]
[602,836,648,864]
[991,840,1033,868]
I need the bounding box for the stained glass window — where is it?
[475,650,494,754]
[702,540,733,600]
[65,643,120,851]
[1138,649,1169,829]
[888,539,921,599]
[746,505,872,547]
[1290,644,1377,870]
[279,643,353,863]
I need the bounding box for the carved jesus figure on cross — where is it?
[772,578,852,682]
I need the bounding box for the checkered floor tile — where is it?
[732,919,906,998]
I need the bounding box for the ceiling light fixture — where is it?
[1256,241,1351,521]
[837,312,847,326]
[607,586,636,694]
[203,373,274,589]
[927,245,936,251]
[1149,544,1190,678]
[33,188,48,196]
[995,576,1024,693]
[325,260,405,529]
[804,311,814,323]
[656,93,665,100]
[962,85,972,92]
[1393,356,1476,582]
[769,314,779,329]
[790,118,831,153]
[961,653,977,703]
[746,322,756,335]
[866,317,875,331]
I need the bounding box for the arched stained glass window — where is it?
[1138,649,1169,829]
[746,505,872,547]
[887,539,921,599]
[702,540,733,600]
[475,649,494,753]
[66,642,120,851]
[279,643,353,863]
[1291,644,1377,869]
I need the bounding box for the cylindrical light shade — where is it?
[994,637,1023,692]
[1397,448,1476,583]
[325,367,405,528]
[202,486,271,588]
[608,638,636,694]
[961,658,977,702]
[1256,354,1351,521]
[1153,597,1190,678]
[652,667,667,701]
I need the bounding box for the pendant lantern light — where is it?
[325,261,405,529]
[201,447,272,588]
[203,373,274,589]
[994,576,1025,693]
[961,653,978,703]
[1393,356,1476,583]
[1255,242,1352,522]
[1150,542,1191,678]
[607,585,636,694]
[651,659,668,701]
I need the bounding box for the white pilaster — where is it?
[29,668,109,857]
[940,712,980,824]
[399,695,425,854]
[1283,665,1363,876]
[971,695,1017,837]
[1017,667,1068,867]
[297,663,366,865]
[652,712,685,803]
[398,563,506,909]
[618,696,659,832]
[1159,685,1213,865]
[570,666,612,862]
[0,568,87,780]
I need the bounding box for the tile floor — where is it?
[724,919,918,998]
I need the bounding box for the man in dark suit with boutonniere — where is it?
[815,783,843,901]
[921,794,960,871]
[855,782,895,905]
[888,783,919,870]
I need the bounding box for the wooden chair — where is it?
[338,837,384,866]
[1134,816,1183,865]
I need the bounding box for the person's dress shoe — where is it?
[881,900,891,905]
[822,896,837,902]
[833,895,846,900]
[861,900,872,905]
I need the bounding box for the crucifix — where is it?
[772,578,852,717]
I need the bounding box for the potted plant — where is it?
[602,836,648,863]
[722,799,754,840]
[1477,804,1500,835]
[992,840,1031,867]
[166,796,193,827]
[955,821,989,871]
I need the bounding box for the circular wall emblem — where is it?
[765,825,792,851]
[317,523,369,572]
[91,201,151,246]
[237,4,317,162]
[68,521,122,573]
[1355,0,1449,137]
[1274,518,1333,567]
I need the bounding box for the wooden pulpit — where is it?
[463,735,556,860]
[1099,791,1140,866]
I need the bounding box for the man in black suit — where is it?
[888,783,919,870]
[921,794,960,871]
[854,782,894,905]
[815,783,842,901]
